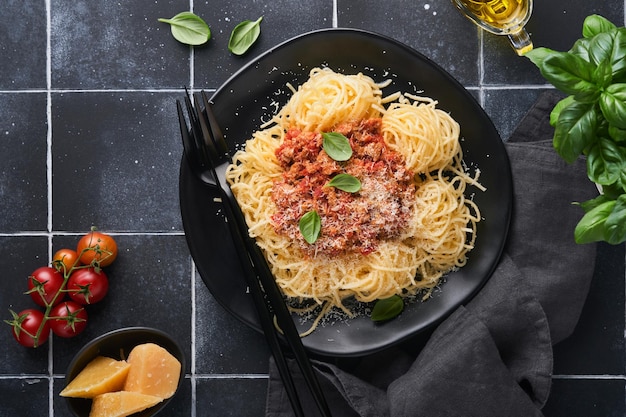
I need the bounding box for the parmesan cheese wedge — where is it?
[89,391,163,417]
[123,343,181,399]
[60,356,131,399]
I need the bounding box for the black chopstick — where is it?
[215,185,307,417]
[199,93,333,417]
[179,93,306,417]
[218,169,333,417]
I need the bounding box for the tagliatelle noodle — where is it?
[225,67,483,336]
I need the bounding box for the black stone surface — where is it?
[0,1,623,416]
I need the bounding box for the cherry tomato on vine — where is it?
[26,266,66,307]
[7,309,50,348]
[76,230,118,267]
[52,248,79,275]
[49,301,88,338]
[67,268,109,305]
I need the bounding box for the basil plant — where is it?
[526,14,626,245]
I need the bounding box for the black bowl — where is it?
[63,327,185,417]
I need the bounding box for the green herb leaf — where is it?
[582,14,617,38]
[600,83,626,129]
[569,37,592,62]
[575,199,616,243]
[550,96,575,127]
[322,132,352,161]
[579,194,611,213]
[371,295,404,322]
[609,125,626,143]
[609,29,626,82]
[586,137,626,186]
[553,100,598,163]
[539,52,597,98]
[158,12,211,46]
[228,17,263,56]
[326,173,361,193]
[593,59,613,89]
[588,32,616,67]
[525,47,555,68]
[604,194,626,244]
[299,210,321,244]
[601,182,626,199]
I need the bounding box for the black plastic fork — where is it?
[177,89,332,417]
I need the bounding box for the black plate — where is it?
[179,28,512,357]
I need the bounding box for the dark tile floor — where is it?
[1,1,624,416]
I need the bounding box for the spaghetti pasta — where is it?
[226,67,482,334]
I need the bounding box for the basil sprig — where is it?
[228,17,263,56]
[158,12,211,46]
[299,210,321,244]
[322,132,352,161]
[526,14,626,244]
[371,295,404,322]
[326,173,361,193]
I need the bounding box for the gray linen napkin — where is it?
[265,91,599,417]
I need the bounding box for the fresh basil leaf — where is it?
[553,100,598,163]
[326,173,361,193]
[569,37,592,62]
[602,182,626,199]
[299,210,321,244]
[158,12,211,46]
[228,17,263,56]
[539,52,597,98]
[322,132,353,161]
[579,194,611,213]
[574,199,616,243]
[371,295,404,322]
[604,194,626,244]
[550,96,575,127]
[609,125,626,143]
[599,83,626,129]
[525,47,555,68]
[592,59,613,89]
[586,137,626,185]
[582,14,617,38]
[610,29,626,82]
[588,32,617,67]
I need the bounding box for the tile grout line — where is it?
[552,374,626,380]
[190,258,198,417]
[478,29,485,108]
[0,85,554,95]
[189,1,197,415]
[0,231,187,238]
[45,1,55,416]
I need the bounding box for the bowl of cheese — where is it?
[61,327,185,417]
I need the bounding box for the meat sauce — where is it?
[272,118,416,257]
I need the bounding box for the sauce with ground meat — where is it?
[272,118,416,257]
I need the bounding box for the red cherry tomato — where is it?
[9,309,50,348]
[27,266,66,307]
[76,230,118,267]
[52,248,80,275]
[67,268,109,305]
[49,301,88,338]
